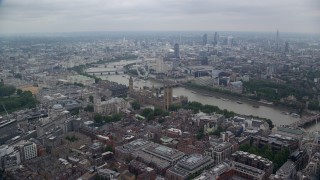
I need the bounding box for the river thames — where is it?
[92,60,319,132]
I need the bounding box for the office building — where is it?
[195,160,266,180]
[205,142,233,165]
[285,41,290,53]
[0,145,21,169]
[252,134,299,152]
[16,140,38,161]
[174,43,180,59]
[202,33,208,46]
[271,160,296,180]
[273,126,305,140]
[276,29,279,50]
[297,152,320,180]
[131,143,185,173]
[128,160,157,180]
[213,32,219,46]
[0,119,18,144]
[231,151,273,178]
[166,154,214,180]
[115,139,153,159]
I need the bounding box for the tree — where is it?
[196,128,205,140]
[141,108,154,121]
[169,104,181,111]
[154,108,165,116]
[94,114,104,124]
[0,85,16,97]
[16,89,23,96]
[89,95,94,103]
[111,113,123,122]
[84,105,94,112]
[131,101,140,110]
[105,145,113,152]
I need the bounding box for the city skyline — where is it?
[0,0,319,34]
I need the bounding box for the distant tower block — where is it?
[214,32,219,46]
[174,43,180,59]
[276,29,279,50]
[163,85,173,110]
[129,76,133,91]
[285,41,290,53]
[203,33,208,46]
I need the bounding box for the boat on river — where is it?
[253,105,259,108]
[237,101,243,104]
[259,100,273,105]
[290,113,300,118]
[221,98,229,101]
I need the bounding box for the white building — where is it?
[0,145,21,169]
[16,141,38,161]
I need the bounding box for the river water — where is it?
[92,60,318,131]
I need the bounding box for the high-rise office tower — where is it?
[276,29,279,50]
[285,41,289,53]
[174,43,179,58]
[202,33,208,45]
[213,32,219,46]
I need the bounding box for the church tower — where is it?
[163,84,173,110]
[129,76,133,92]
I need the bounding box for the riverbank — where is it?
[183,84,296,113]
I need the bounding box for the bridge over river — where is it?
[290,114,320,128]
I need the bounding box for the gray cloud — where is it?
[0,0,319,33]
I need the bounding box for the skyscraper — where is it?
[276,29,279,50]
[202,33,208,45]
[174,43,179,58]
[213,32,219,46]
[285,41,290,53]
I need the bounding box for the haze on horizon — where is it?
[0,0,319,34]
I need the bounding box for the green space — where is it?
[84,105,94,112]
[183,101,236,118]
[140,108,169,121]
[65,135,79,142]
[185,80,309,112]
[239,144,290,173]
[185,82,243,97]
[243,80,311,101]
[93,113,123,125]
[130,101,140,110]
[0,84,37,114]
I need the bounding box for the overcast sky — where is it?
[0,0,319,34]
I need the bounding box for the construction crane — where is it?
[2,104,8,116]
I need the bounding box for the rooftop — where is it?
[277,127,304,135]
[178,154,213,171]
[143,144,185,161]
